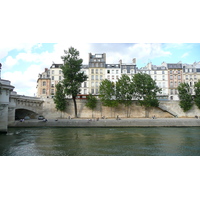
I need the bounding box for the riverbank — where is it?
[8,118,200,128]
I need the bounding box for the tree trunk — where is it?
[72,96,78,118]
[145,107,150,118]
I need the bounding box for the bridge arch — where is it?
[15,108,39,120]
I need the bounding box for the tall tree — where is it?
[132,73,161,117]
[99,79,118,117]
[61,47,88,118]
[53,82,66,118]
[194,81,200,109]
[177,82,193,112]
[116,74,133,117]
[85,93,97,118]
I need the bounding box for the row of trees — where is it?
[178,82,200,112]
[53,47,162,118]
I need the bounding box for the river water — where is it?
[1,127,200,156]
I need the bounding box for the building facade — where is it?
[36,53,200,101]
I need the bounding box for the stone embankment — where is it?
[8,118,200,128]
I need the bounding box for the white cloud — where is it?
[4,56,18,67]
[2,64,43,96]
[181,52,189,58]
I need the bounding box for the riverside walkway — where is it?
[8,118,200,128]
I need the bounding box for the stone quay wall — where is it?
[41,98,200,119]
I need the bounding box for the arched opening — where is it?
[15,109,38,120]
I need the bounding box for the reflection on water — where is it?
[0,127,200,156]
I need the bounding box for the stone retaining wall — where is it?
[41,98,200,119]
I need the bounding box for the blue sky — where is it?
[1,43,200,96]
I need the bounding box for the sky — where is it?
[1,43,200,96]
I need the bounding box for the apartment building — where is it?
[105,64,121,83]
[182,62,200,95]
[167,62,183,100]
[50,64,63,97]
[120,58,137,78]
[36,68,51,98]
[88,53,106,95]
[139,62,168,99]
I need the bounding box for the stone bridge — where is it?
[9,92,44,121]
[0,78,43,133]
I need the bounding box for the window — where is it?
[59,70,62,74]
[91,69,94,74]
[84,89,87,94]
[51,89,54,94]
[170,75,173,80]
[162,71,165,74]
[59,76,61,81]
[95,54,102,58]
[112,70,114,74]
[178,75,181,80]
[107,75,110,80]
[96,82,98,87]
[91,89,94,94]
[154,71,157,74]
[95,63,98,67]
[112,75,114,80]
[100,75,103,80]
[96,75,98,80]
[42,89,46,94]
[84,82,87,87]
[154,76,157,80]
[91,75,94,80]
[52,76,54,80]
[91,82,94,87]
[96,69,98,74]
[170,70,172,74]
[52,70,54,74]
[116,70,118,74]
[100,69,103,74]
[162,75,165,80]
[107,70,110,74]
[42,81,46,86]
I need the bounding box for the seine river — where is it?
[1,127,200,156]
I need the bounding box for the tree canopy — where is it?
[99,79,118,108]
[61,47,87,118]
[177,82,193,112]
[132,73,161,107]
[53,82,66,116]
[194,81,200,109]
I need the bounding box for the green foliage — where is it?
[61,47,88,117]
[194,81,200,109]
[116,74,133,107]
[99,79,118,107]
[53,83,66,112]
[177,82,193,112]
[132,73,161,107]
[85,93,97,110]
